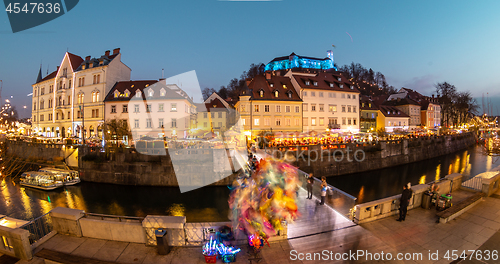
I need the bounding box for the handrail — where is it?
[83,212,144,222]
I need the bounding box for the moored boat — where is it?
[39,167,80,186]
[20,171,64,191]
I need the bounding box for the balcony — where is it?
[328,124,341,129]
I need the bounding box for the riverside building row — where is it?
[31,50,441,140]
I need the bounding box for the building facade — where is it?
[383,98,421,130]
[359,95,378,132]
[195,92,235,136]
[32,48,131,138]
[105,79,197,140]
[286,70,360,132]
[235,74,302,135]
[376,105,410,132]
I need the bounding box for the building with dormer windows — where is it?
[31,48,131,138]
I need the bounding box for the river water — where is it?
[0,144,497,222]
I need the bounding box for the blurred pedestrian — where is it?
[319,177,327,205]
[306,173,314,199]
[397,184,412,221]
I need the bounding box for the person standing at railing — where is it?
[319,177,327,205]
[397,184,412,222]
[306,173,314,199]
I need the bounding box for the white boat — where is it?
[20,171,64,191]
[39,167,81,186]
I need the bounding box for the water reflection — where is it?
[327,145,500,204]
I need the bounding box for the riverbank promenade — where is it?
[3,186,500,264]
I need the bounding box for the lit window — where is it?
[274,91,279,97]
[276,105,281,113]
[159,103,164,112]
[340,84,344,89]
[171,103,177,112]
[260,90,264,97]
[254,118,260,126]
[313,81,318,86]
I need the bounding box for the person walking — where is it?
[306,173,314,199]
[319,177,327,205]
[397,184,412,221]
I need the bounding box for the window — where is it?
[264,118,270,126]
[49,85,53,92]
[78,77,85,87]
[48,113,53,121]
[305,81,310,85]
[111,105,116,113]
[41,87,45,95]
[40,114,44,121]
[295,106,300,113]
[303,103,308,111]
[350,85,354,90]
[134,119,139,128]
[348,106,351,112]
[274,91,279,97]
[342,105,346,112]
[67,96,71,105]
[319,92,323,97]
[342,117,346,125]
[286,118,291,126]
[319,118,324,126]
[146,104,152,113]
[275,118,281,126]
[270,83,274,87]
[93,74,100,84]
[148,89,154,97]
[311,118,316,126]
[353,95,356,99]
[311,104,316,112]
[203,112,208,118]
[158,103,164,112]
[265,105,269,112]
[92,91,99,102]
[347,94,351,99]
[341,93,345,98]
[259,90,264,97]
[353,106,357,113]
[136,90,142,98]
[171,118,177,128]
[159,118,164,128]
[276,105,281,113]
[211,113,215,118]
[160,88,166,96]
[68,111,70,119]
[303,91,307,97]
[122,105,128,113]
[286,106,290,113]
[303,118,308,126]
[329,118,338,125]
[146,119,152,128]
[319,104,324,112]
[68,80,72,89]
[241,105,246,112]
[313,81,318,86]
[254,105,259,112]
[134,104,139,113]
[33,103,36,111]
[171,103,177,112]
[329,105,337,112]
[340,84,343,89]
[40,100,44,109]
[204,122,208,128]
[77,110,82,118]
[77,94,84,104]
[254,118,260,126]
[311,91,316,97]
[92,109,99,118]
[295,119,299,126]
[330,83,334,88]
[48,98,53,108]
[348,118,352,125]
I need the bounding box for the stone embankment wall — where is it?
[78,148,238,187]
[5,140,79,167]
[266,133,476,177]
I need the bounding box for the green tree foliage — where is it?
[103,118,131,143]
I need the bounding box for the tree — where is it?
[435,82,457,126]
[202,87,216,101]
[103,119,131,144]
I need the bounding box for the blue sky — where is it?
[1,0,499,117]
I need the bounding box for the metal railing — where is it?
[19,213,53,244]
[83,212,144,222]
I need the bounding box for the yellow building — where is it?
[376,105,410,132]
[235,74,302,136]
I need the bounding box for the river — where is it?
[0,144,497,222]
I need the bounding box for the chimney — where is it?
[113,48,120,55]
[265,72,271,80]
[56,66,59,71]
[85,56,91,61]
[105,50,110,56]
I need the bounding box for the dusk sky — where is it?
[1,0,499,118]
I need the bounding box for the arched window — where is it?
[274,91,279,97]
[259,90,264,97]
[148,88,154,97]
[92,91,100,102]
[160,88,166,97]
[58,96,62,106]
[136,90,142,98]
[78,93,84,104]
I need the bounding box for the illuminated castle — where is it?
[264,51,337,72]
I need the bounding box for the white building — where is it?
[105,79,197,140]
[285,70,360,132]
[32,48,131,138]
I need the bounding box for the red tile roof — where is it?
[379,105,410,117]
[104,80,158,102]
[67,52,84,71]
[246,75,302,101]
[291,72,359,93]
[37,70,57,84]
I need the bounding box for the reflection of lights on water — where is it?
[435,164,441,181]
[47,195,51,203]
[448,164,452,175]
[419,175,426,184]
[19,188,33,219]
[65,190,76,209]
[108,202,125,216]
[357,186,365,203]
[167,203,185,217]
